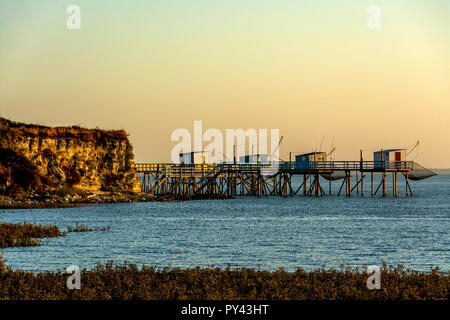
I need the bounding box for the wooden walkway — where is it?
[135,161,415,197]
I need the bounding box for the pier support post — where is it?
[393,172,397,197]
[405,172,409,196]
[361,172,364,197]
[303,175,307,196]
[347,172,351,197]
[371,172,374,197]
[356,171,359,195]
[315,172,319,197]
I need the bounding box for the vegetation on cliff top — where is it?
[0,117,128,144]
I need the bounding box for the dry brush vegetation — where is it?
[0,222,63,248]
[0,221,109,248]
[0,258,448,300]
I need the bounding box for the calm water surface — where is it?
[1,174,449,272]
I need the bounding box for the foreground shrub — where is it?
[0,259,447,300]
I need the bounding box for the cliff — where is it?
[0,118,141,194]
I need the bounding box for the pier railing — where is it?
[136,161,414,174]
[135,163,217,176]
[282,161,414,171]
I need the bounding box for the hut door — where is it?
[395,152,401,161]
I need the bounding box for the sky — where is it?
[0,0,449,167]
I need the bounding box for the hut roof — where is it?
[375,149,406,153]
[297,152,327,157]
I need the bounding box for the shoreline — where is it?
[0,192,232,209]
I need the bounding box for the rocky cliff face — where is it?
[0,118,141,194]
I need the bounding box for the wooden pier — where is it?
[135,161,416,198]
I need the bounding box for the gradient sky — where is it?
[0,0,449,167]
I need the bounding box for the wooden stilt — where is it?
[135,160,420,199]
[337,175,346,196]
[356,171,359,195]
[303,175,307,196]
[392,172,395,196]
[361,171,364,197]
[381,150,386,197]
[394,172,398,196]
[315,172,320,197]
[348,172,351,197]
[350,174,365,193]
[371,172,374,197]
[407,179,413,196]
[405,172,409,196]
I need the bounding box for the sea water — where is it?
[1,174,449,272]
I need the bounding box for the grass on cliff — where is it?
[0,117,129,144]
[0,257,447,300]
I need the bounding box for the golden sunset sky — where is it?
[0,0,449,167]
